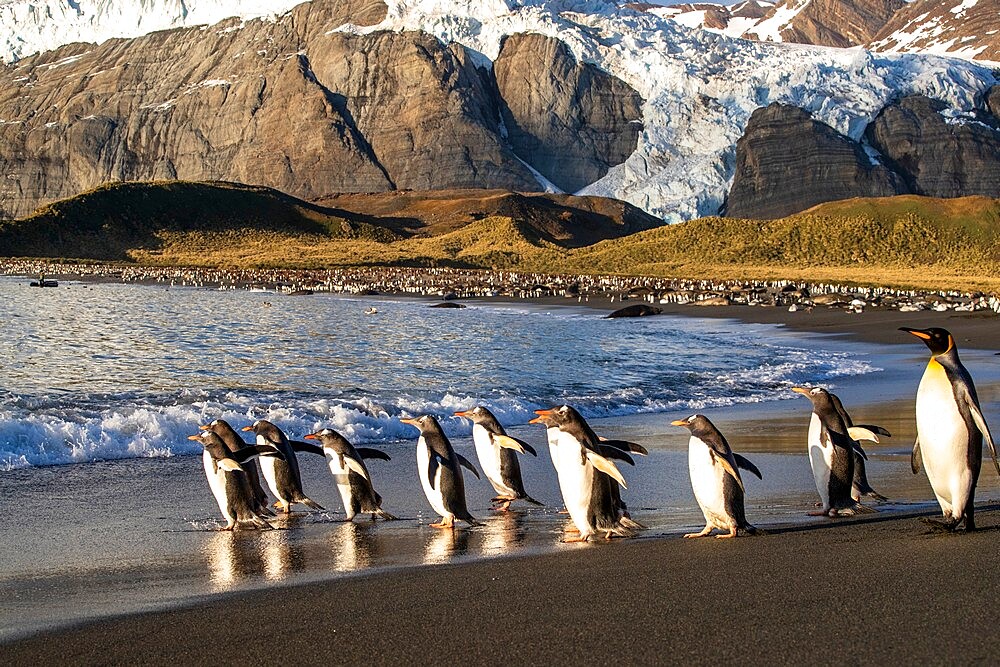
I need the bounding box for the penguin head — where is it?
[199,419,230,435]
[400,414,443,435]
[454,406,501,430]
[187,431,227,457]
[670,414,716,437]
[241,419,283,442]
[792,386,833,410]
[304,427,348,451]
[529,405,579,430]
[899,327,954,356]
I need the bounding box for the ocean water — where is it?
[2,275,998,641]
[0,276,877,469]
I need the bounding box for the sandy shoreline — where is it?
[4,507,999,663]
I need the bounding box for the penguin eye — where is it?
[687,415,696,423]
[811,388,821,395]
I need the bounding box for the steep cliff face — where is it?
[725,104,908,219]
[774,0,906,47]
[864,95,1000,199]
[869,0,1000,61]
[493,33,643,194]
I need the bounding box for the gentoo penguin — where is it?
[188,431,283,530]
[241,420,325,513]
[672,414,762,538]
[304,428,396,521]
[528,405,635,542]
[454,406,542,511]
[826,392,890,502]
[401,415,481,529]
[199,418,272,514]
[901,327,998,531]
[792,387,875,516]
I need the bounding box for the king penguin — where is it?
[672,414,762,538]
[304,428,396,521]
[199,418,272,514]
[188,431,283,530]
[901,327,998,531]
[401,415,481,529]
[529,405,636,542]
[241,420,325,513]
[826,392,890,502]
[454,406,542,511]
[792,387,875,516]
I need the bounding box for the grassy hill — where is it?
[2,183,999,292]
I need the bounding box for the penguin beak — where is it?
[400,417,420,427]
[187,434,202,441]
[899,327,931,341]
[791,387,810,396]
[240,426,254,432]
[303,433,317,440]
[198,424,211,430]
[670,419,688,427]
[453,410,470,418]
[529,409,553,425]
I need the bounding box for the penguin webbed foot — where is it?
[715,528,737,539]
[684,526,713,538]
[920,516,965,532]
[806,510,829,517]
[562,535,589,543]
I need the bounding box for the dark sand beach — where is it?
[4,507,999,664]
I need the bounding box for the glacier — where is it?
[1,0,996,220]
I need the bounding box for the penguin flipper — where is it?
[848,427,879,444]
[299,497,325,511]
[232,444,285,464]
[855,424,891,438]
[492,434,532,456]
[427,454,441,488]
[598,445,635,466]
[585,451,627,489]
[911,438,922,474]
[217,458,244,472]
[851,442,869,461]
[342,455,370,481]
[710,451,744,492]
[966,401,998,476]
[599,439,648,456]
[290,440,325,457]
[733,453,763,480]
[355,447,391,461]
[457,454,481,479]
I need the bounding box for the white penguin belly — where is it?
[916,366,972,516]
[256,435,285,502]
[325,453,356,519]
[553,432,595,537]
[547,429,561,473]
[688,438,731,528]
[203,451,230,518]
[416,437,449,518]
[807,414,833,509]
[472,425,511,495]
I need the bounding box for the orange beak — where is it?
[670,419,687,427]
[198,424,211,430]
[529,408,553,425]
[241,426,253,432]
[791,387,810,396]
[454,410,471,418]
[303,434,317,440]
[187,434,201,441]
[400,417,420,426]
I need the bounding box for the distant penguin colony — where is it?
[190,327,995,539]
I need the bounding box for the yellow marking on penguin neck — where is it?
[926,357,948,378]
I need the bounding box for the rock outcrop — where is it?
[493,33,644,194]
[725,104,908,219]
[1,0,650,218]
[864,95,1000,199]
[984,86,1000,121]
[869,0,1000,61]
[775,0,905,47]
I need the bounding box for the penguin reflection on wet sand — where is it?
[454,406,543,511]
[825,392,890,503]
[672,414,762,539]
[188,431,284,530]
[242,420,325,513]
[793,387,876,517]
[199,418,273,515]
[901,327,998,531]
[304,428,396,522]
[529,406,637,542]
[401,415,481,529]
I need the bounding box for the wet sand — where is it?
[4,507,999,664]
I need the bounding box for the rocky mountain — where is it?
[650,0,999,62]
[725,93,1000,218]
[0,0,996,223]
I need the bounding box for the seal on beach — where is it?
[900,327,998,531]
[792,387,876,517]
[454,406,542,511]
[199,419,272,514]
[188,431,284,530]
[825,393,890,502]
[401,415,481,529]
[529,405,638,541]
[672,414,761,538]
[304,428,396,521]
[241,420,325,513]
